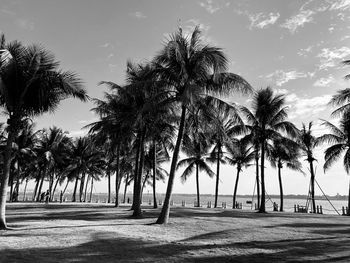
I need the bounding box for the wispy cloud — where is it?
[329,0,350,11]
[317,47,350,70]
[129,11,147,19]
[281,10,314,34]
[265,70,310,86]
[68,129,88,138]
[198,0,230,14]
[183,19,214,44]
[99,43,113,48]
[313,75,335,87]
[15,18,35,31]
[297,45,313,57]
[285,93,332,119]
[248,12,280,29]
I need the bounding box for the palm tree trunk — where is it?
[132,129,146,217]
[347,177,350,216]
[278,165,283,212]
[309,160,316,213]
[90,178,94,202]
[214,142,221,208]
[156,105,187,224]
[123,174,129,203]
[23,178,29,201]
[131,133,141,210]
[9,172,14,203]
[32,176,40,201]
[255,156,260,209]
[48,171,54,201]
[36,176,45,202]
[115,143,120,207]
[152,142,158,209]
[233,167,240,208]
[79,173,85,202]
[140,171,149,204]
[196,163,200,207]
[62,179,69,195]
[0,127,17,229]
[15,164,20,202]
[259,142,266,213]
[107,169,111,203]
[51,174,61,201]
[83,175,90,202]
[72,177,79,202]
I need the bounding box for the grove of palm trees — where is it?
[1,1,350,261]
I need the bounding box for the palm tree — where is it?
[268,138,303,211]
[240,87,298,213]
[0,35,87,228]
[225,137,254,208]
[177,131,214,207]
[318,114,350,215]
[155,26,252,224]
[36,127,72,201]
[329,59,350,116]
[298,122,319,213]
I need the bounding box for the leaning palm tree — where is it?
[155,26,252,224]
[240,87,298,213]
[177,131,214,207]
[0,35,87,229]
[298,122,319,213]
[225,137,254,208]
[268,138,303,211]
[318,114,350,215]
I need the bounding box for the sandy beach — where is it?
[0,203,349,262]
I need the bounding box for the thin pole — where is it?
[314,178,340,215]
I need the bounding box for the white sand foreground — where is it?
[0,203,349,262]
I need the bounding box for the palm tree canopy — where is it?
[0,34,87,119]
[318,113,350,173]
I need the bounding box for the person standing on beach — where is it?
[45,190,50,204]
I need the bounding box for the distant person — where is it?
[45,190,50,204]
[60,191,63,203]
[40,192,45,202]
[12,190,18,202]
[127,197,130,204]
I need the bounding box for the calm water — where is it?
[18,192,347,215]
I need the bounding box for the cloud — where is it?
[286,94,333,119]
[130,11,146,19]
[297,45,313,57]
[248,12,280,29]
[15,19,35,31]
[281,10,314,34]
[313,75,335,87]
[68,129,88,138]
[265,70,310,86]
[99,43,112,48]
[182,19,214,44]
[317,47,350,70]
[329,0,350,11]
[198,0,229,14]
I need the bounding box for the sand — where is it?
[0,203,349,262]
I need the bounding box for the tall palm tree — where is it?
[318,114,350,215]
[225,137,254,208]
[268,138,303,211]
[177,131,214,207]
[298,122,319,213]
[0,35,87,229]
[240,87,298,213]
[155,26,252,224]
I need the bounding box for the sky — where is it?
[1,0,350,197]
